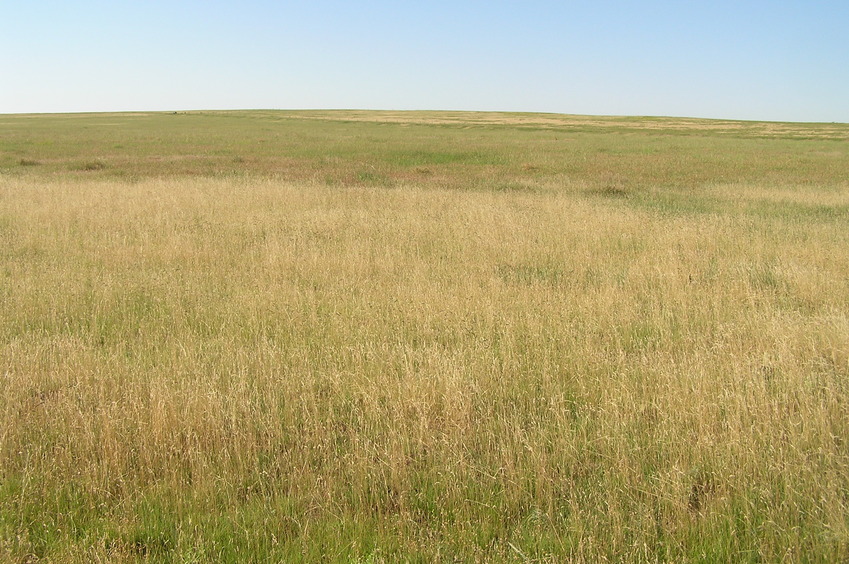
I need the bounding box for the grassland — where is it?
[1,110,848,562]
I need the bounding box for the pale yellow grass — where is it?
[1,176,848,560]
[259,109,849,139]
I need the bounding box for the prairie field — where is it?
[1,110,848,562]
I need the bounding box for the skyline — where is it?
[2,1,848,123]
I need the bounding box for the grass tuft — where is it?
[74,160,107,171]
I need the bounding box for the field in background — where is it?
[1,111,848,561]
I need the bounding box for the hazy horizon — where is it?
[2,108,846,125]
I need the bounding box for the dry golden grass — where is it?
[244,109,849,139]
[2,167,848,561]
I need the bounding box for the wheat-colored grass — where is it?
[1,111,848,561]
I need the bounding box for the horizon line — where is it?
[1,108,846,126]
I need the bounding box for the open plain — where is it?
[1,110,848,561]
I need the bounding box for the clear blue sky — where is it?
[2,1,847,122]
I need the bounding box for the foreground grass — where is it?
[1,111,848,561]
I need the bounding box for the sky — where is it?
[2,1,847,122]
